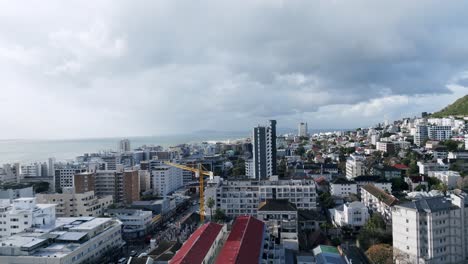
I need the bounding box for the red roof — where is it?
[393,164,409,170]
[170,222,223,264]
[215,216,265,264]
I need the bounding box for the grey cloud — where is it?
[0,0,467,138]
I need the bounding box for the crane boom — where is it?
[164,162,213,223]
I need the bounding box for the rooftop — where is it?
[215,216,265,264]
[258,199,297,212]
[397,196,458,213]
[170,222,223,264]
[361,184,398,206]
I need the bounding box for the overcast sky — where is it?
[1,0,467,139]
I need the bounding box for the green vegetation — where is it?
[213,208,226,222]
[431,95,468,117]
[295,146,306,156]
[319,192,335,209]
[357,214,391,250]
[365,244,393,264]
[206,197,215,220]
[140,194,162,201]
[231,158,245,176]
[440,139,460,152]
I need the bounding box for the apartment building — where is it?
[345,154,366,179]
[392,194,468,264]
[55,164,87,190]
[150,161,183,196]
[252,120,277,179]
[0,197,56,238]
[206,176,317,218]
[94,169,140,204]
[361,184,398,223]
[429,171,462,189]
[257,199,299,250]
[330,201,369,228]
[36,188,112,217]
[106,209,152,239]
[330,178,357,198]
[0,217,124,264]
[417,161,449,175]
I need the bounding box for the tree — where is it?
[295,146,306,156]
[232,158,245,176]
[365,244,393,264]
[441,139,459,152]
[434,182,448,195]
[207,197,215,220]
[408,160,419,175]
[319,192,335,209]
[391,177,409,192]
[213,208,226,222]
[277,158,288,178]
[427,176,442,190]
[33,182,50,193]
[365,214,386,231]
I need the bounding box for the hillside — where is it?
[431,95,468,117]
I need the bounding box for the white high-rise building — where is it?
[428,125,452,142]
[252,120,277,179]
[119,138,131,152]
[0,198,56,238]
[151,161,183,196]
[298,122,308,137]
[205,176,317,218]
[345,154,366,179]
[329,201,369,227]
[245,159,255,179]
[20,163,42,177]
[392,194,468,264]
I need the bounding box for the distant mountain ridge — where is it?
[431,95,468,117]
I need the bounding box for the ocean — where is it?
[0,128,348,164]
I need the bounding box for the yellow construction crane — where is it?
[164,162,214,223]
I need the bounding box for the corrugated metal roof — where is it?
[170,222,223,264]
[215,216,265,264]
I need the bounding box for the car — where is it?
[130,250,137,257]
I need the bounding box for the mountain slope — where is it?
[431,95,468,117]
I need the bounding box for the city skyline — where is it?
[0,1,467,139]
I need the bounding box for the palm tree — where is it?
[207,197,215,221]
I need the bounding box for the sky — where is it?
[0,0,467,139]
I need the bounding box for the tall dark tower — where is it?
[252,120,277,179]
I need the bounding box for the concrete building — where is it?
[245,159,255,179]
[0,216,124,264]
[151,161,183,196]
[258,199,299,250]
[119,138,131,152]
[252,120,277,179]
[36,188,112,217]
[361,184,398,223]
[74,172,95,193]
[376,141,395,154]
[55,164,87,190]
[330,178,357,198]
[392,194,468,264]
[313,245,348,264]
[417,160,449,175]
[345,154,366,179]
[139,170,151,192]
[415,125,429,146]
[0,164,18,183]
[170,222,226,264]
[206,176,317,218]
[106,209,152,239]
[429,171,461,189]
[298,122,308,137]
[330,201,369,228]
[0,197,56,238]
[215,216,265,264]
[0,186,33,200]
[428,125,452,142]
[354,176,392,195]
[94,169,140,205]
[20,163,43,178]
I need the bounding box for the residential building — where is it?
[74,172,95,193]
[170,222,226,264]
[345,154,366,179]
[139,170,151,192]
[298,122,308,137]
[417,160,449,175]
[215,216,265,264]
[55,164,87,190]
[361,184,398,223]
[20,163,44,177]
[36,188,112,217]
[252,120,277,179]
[123,170,140,204]
[429,171,461,189]
[245,159,255,179]
[428,125,452,142]
[0,197,56,238]
[119,138,131,152]
[376,141,395,154]
[206,176,317,218]
[329,201,369,228]
[465,134,468,150]
[330,178,357,198]
[392,194,468,264]
[313,245,348,264]
[106,209,153,239]
[257,199,299,250]
[0,216,124,264]
[0,164,18,183]
[415,125,429,146]
[0,186,33,200]
[151,161,183,196]
[371,164,402,179]
[94,169,140,204]
[354,176,392,194]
